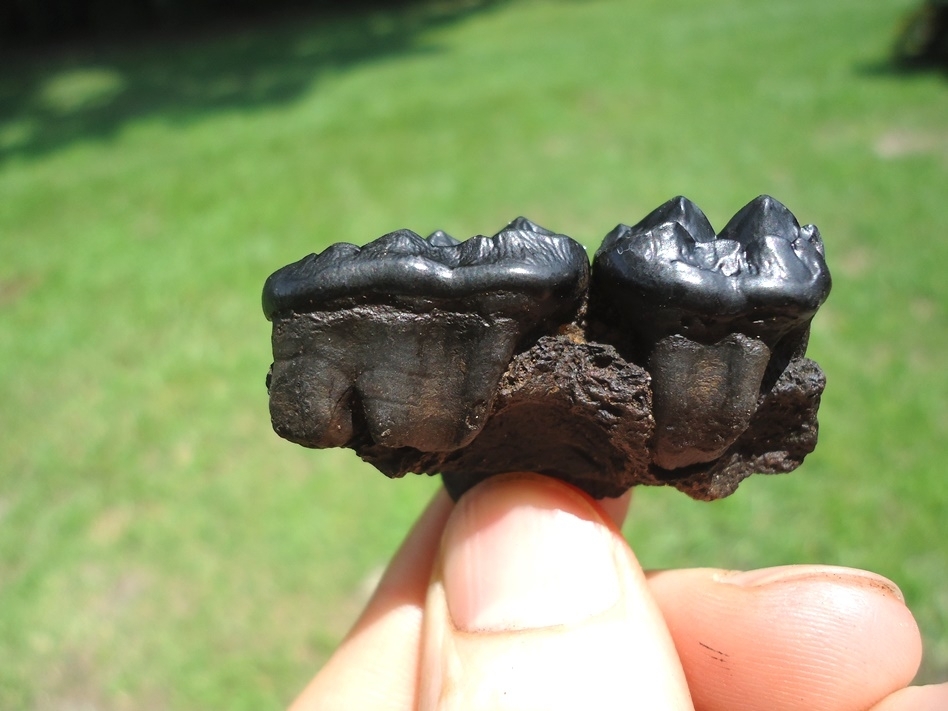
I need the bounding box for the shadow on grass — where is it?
[0,0,506,163]
[854,57,948,79]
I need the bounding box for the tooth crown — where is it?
[592,195,832,346]
[262,217,590,336]
[263,199,832,501]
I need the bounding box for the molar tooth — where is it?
[263,218,588,453]
[590,195,831,470]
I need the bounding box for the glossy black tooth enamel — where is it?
[716,195,833,328]
[590,196,832,470]
[591,194,832,348]
[263,219,589,326]
[264,220,588,453]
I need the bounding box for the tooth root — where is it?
[267,310,521,453]
[355,313,520,451]
[649,333,771,470]
[268,357,355,449]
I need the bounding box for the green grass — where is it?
[1,0,946,706]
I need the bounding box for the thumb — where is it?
[419,473,694,711]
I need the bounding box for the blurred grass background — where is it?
[1,0,946,707]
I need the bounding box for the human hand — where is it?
[289,472,947,711]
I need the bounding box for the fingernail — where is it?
[441,473,622,633]
[719,564,905,602]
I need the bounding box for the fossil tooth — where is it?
[590,196,831,470]
[263,219,589,454]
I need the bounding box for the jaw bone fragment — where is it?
[262,198,831,501]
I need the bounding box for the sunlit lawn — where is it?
[1,0,946,707]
